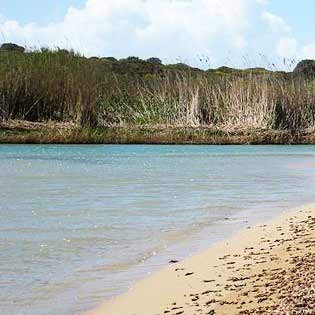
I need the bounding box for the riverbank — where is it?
[87,204,315,315]
[1,120,315,144]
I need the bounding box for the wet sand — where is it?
[87,204,315,315]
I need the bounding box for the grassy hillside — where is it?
[1,44,315,143]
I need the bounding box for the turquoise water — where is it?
[1,145,315,315]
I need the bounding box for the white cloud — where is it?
[301,44,315,59]
[0,13,6,24]
[6,0,315,68]
[275,37,315,62]
[0,0,265,65]
[256,0,268,4]
[261,11,313,64]
[261,11,290,33]
[276,37,297,58]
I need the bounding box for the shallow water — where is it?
[1,145,315,315]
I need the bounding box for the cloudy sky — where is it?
[0,0,314,68]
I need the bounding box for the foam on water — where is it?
[1,145,315,315]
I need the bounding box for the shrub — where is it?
[293,60,315,78]
[0,43,25,53]
[146,57,162,65]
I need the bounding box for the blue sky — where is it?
[268,0,314,44]
[0,0,85,24]
[0,0,314,68]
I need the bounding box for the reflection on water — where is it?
[1,145,315,315]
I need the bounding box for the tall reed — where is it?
[1,48,315,131]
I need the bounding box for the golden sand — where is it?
[87,204,315,315]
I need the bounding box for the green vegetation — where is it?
[2,122,315,144]
[1,43,315,144]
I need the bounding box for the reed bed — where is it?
[1,48,315,133]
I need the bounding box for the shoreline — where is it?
[2,121,315,144]
[87,204,315,315]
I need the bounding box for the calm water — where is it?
[1,145,315,315]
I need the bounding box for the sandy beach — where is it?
[87,204,315,315]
